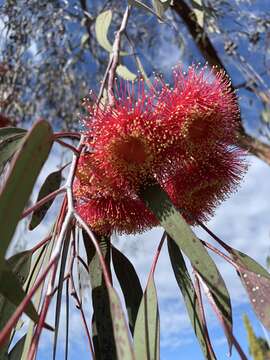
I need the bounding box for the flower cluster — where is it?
[75,65,246,234]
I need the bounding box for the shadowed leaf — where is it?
[29,168,62,230]
[0,251,32,359]
[112,246,143,335]
[167,237,216,359]
[8,334,26,360]
[0,120,53,272]
[82,231,117,360]
[134,274,160,360]
[107,286,135,360]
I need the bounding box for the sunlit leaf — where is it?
[167,237,216,359]
[0,120,53,272]
[128,0,163,21]
[0,127,26,142]
[112,246,143,334]
[152,0,170,20]
[134,274,160,360]
[29,168,62,230]
[230,249,270,330]
[95,10,113,52]
[140,184,232,353]
[116,64,137,81]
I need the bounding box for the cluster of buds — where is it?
[74,65,246,234]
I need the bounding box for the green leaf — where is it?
[0,251,32,359]
[53,230,70,360]
[21,235,55,359]
[82,231,117,359]
[0,135,25,171]
[8,335,26,360]
[112,247,143,334]
[107,286,135,360]
[95,10,113,52]
[229,249,270,330]
[128,0,163,21]
[116,64,137,81]
[167,237,216,359]
[0,127,26,142]
[0,262,39,325]
[152,0,170,20]
[0,120,53,272]
[29,169,62,230]
[140,184,232,350]
[134,274,160,360]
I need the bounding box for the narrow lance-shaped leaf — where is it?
[167,237,216,359]
[0,120,53,272]
[0,128,27,171]
[107,286,135,360]
[196,271,233,355]
[82,230,117,360]
[53,229,70,360]
[29,168,63,230]
[112,246,143,335]
[21,233,55,360]
[140,184,232,351]
[134,274,160,360]
[0,251,32,359]
[0,263,40,326]
[230,248,270,330]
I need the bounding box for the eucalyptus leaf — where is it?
[116,64,137,81]
[29,168,62,230]
[167,237,216,359]
[0,120,53,272]
[112,246,143,334]
[134,274,160,360]
[140,183,232,356]
[95,10,113,52]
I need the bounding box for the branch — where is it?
[171,1,270,166]
[107,5,131,106]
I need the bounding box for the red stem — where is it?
[21,187,65,219]
[149,231,166,279]
[29,235,52,254]
[198,221,232,253]
[200,239,238,269]
[193,271,217,359]
[55,139,80,155]
[54,132,81,140]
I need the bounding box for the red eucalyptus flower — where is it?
[75,65,246,235]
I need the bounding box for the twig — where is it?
[107,5,131,106]
[55,139,80,155]
[21,187,66,219]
